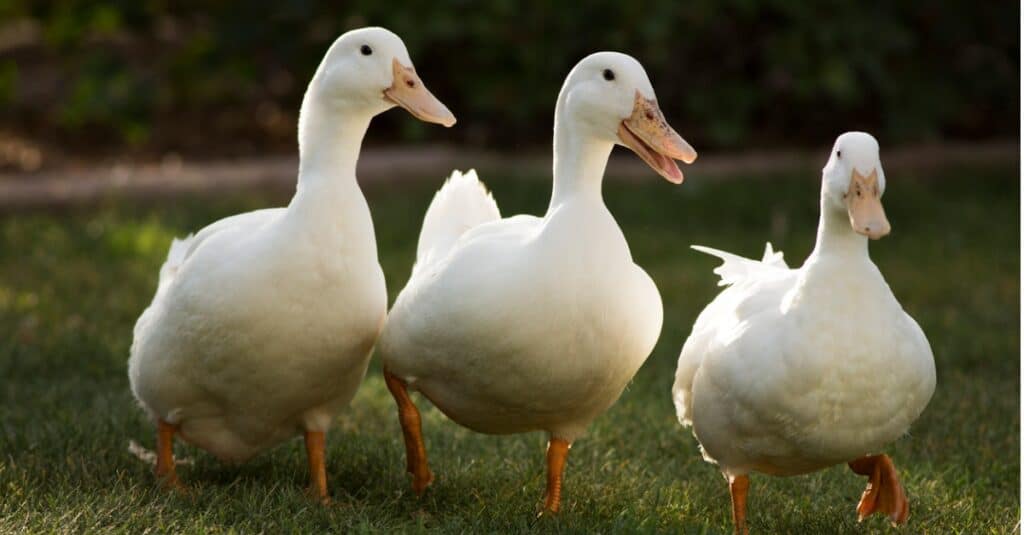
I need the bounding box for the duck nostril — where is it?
[645,112,654,120]
[405,79,416,88]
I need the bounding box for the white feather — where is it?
[691,242,789,287]
[127,28,412,463]
[378,52,668,443]
[414,169,501,274]
[673,134,935,480]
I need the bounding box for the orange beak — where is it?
[617,90,696,183]
[846,168,891,239]
[383,58,456,127]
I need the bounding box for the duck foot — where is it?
[542,438,571,514]
[155,420,186,492]
[384,369,434,495]
[728,474,750,535]
[848,454,909,526]
[304,430,330,503]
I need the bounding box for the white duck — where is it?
[377,52,697,513]
[128,27,454,500]
[672,132,936,533]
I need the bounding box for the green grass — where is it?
[0,164,1018,533]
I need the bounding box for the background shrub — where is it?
[0,1,1017,157]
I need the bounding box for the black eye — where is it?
[360,45,372,56]
[836,150,842,158]
[603,69,615,81]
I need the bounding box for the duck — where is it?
[377,52,697,513]
[128,27,455,500]
[672,132,936,533]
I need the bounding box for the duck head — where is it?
[822,132,890,239]
[557,52,696,183]
[311,27,455,126]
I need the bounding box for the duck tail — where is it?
[131,233,194,347]
[415,169,500,270]
[156,235,195,296]
[691,242,789,287]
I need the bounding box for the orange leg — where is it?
[383,369,433,494]
[304,430,329,502]
[543,438,571,514]
[849,454,909,525]
[729,474,750,535]
[155,420,183,490]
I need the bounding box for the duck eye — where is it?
[603,69,615,81]
[360,45,372,56]
[836,150,842,158]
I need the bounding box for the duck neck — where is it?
[547,115,613,212]
[287,88,373,218]
[807,186,869,263]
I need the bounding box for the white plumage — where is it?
[414,169,501,275]
[377,52,696,512]
[672,132,935,529]
[382,164,663,441]
[128,27,452,485]
[379,53,694,443]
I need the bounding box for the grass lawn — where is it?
[0,163,1018,533]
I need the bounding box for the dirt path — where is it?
[0,141,1016,209]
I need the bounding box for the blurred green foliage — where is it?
[0,1,1017,153]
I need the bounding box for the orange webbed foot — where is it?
[384,369,434,496]
[849,454,909,526]
[411,467,435,496]
[729,474,750,535]
[541,438,571,515]
[304,430,331,504]
[154,420,187,493]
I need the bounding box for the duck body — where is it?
[127,27,456,481]
[130,186,385,462]
[380,53,696,511]
[673,132,935,529]
[676,241,935,477]
[382,183,662,440]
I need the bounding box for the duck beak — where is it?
[617,90,696,184]
[383,58,456,127]
[847,168,891,239]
